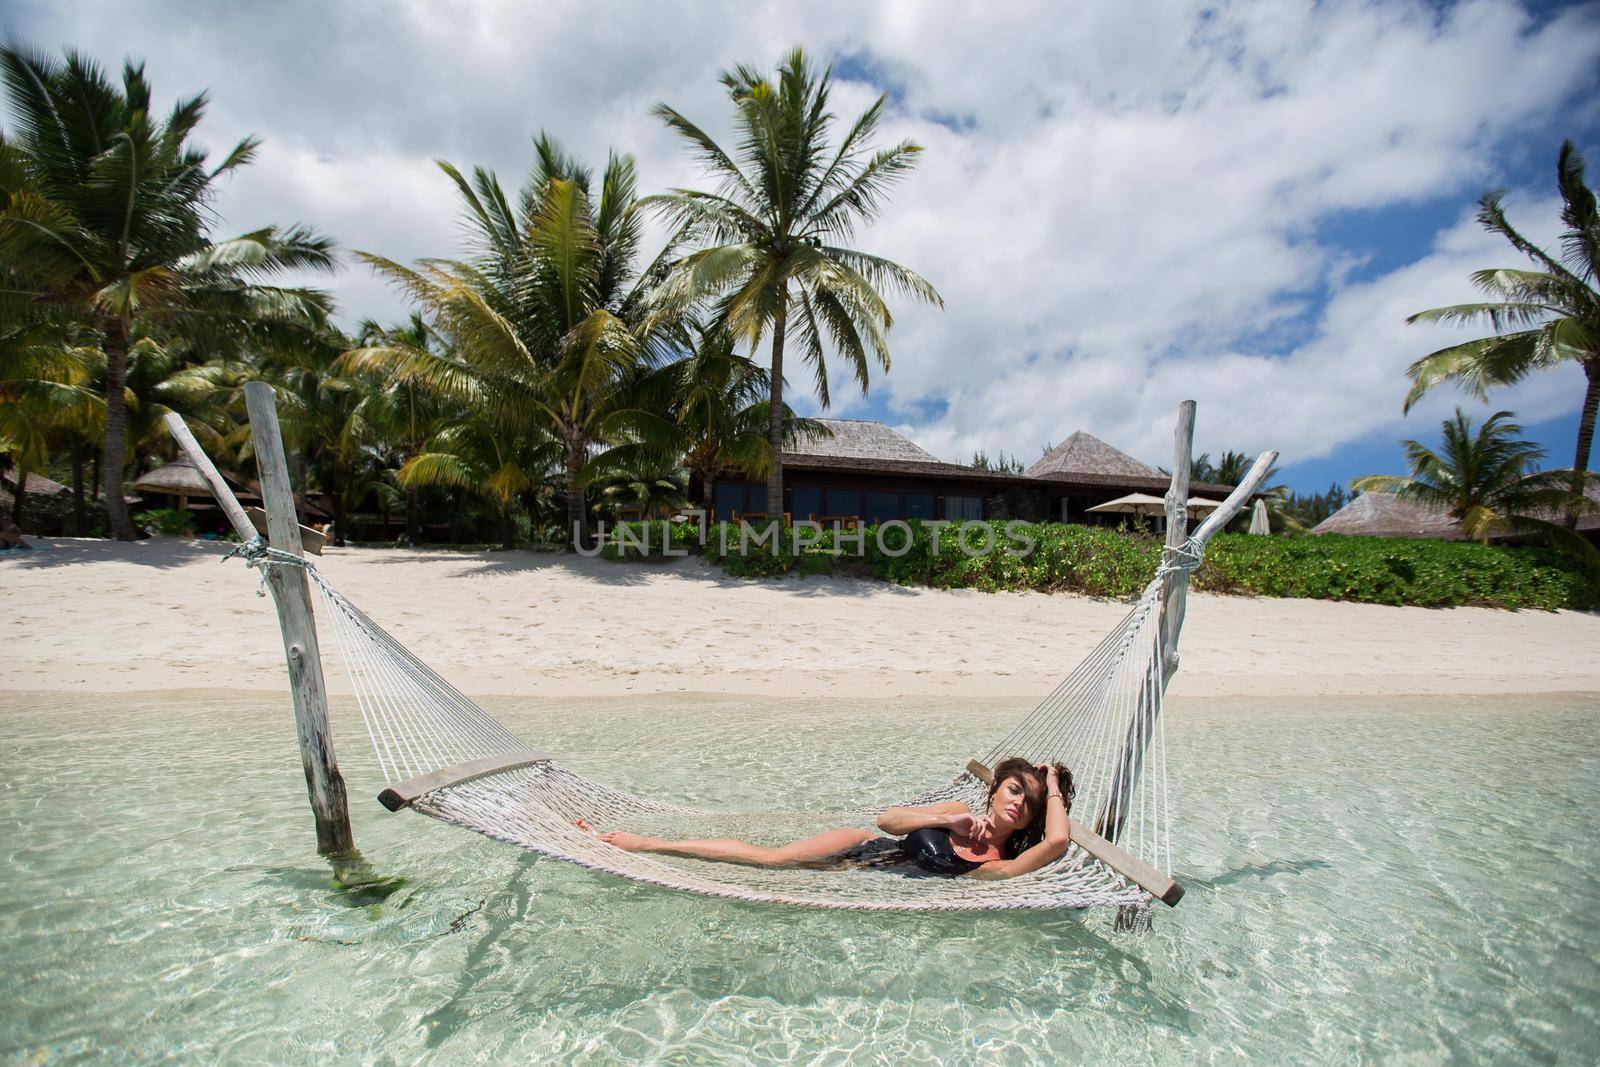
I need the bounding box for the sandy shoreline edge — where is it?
[3,537,1597,701]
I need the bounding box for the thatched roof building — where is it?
[1311,486,1600,544]
[1310,491,1464,540]
[132,458,236,498]
[714,418,1239,524]
[1,470,68,498]
[1027,431,1162,480]
[133,458,331,522]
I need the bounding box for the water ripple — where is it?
[0,691,1596,1063]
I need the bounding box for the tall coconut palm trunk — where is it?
[9,464,26,527]
[404,487,419,547]
[765,298,788,515]
[1570,360,1600,528]
[565,439,588,551]
[70,440,86,536]
[100,316,137,541]
[501,502,519,552]
[329,461,347,547]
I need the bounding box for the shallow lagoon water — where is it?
[1,690,1597,1063]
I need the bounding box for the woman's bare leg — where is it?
[596,826,876,867]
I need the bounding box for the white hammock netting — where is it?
[280,551,1189,914]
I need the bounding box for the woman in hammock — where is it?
[588,758,1074,879]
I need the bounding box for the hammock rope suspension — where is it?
[177,394,1275,914]
[266,549,1199,912]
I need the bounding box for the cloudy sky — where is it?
[6,0,1598,490]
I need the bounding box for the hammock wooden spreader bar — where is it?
[378,751,553,812]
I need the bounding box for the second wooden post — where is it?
[243,381,354,856]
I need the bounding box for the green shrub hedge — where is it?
[134,507,196,537]
[1196,532,1600,610]
[598,518,1599,610]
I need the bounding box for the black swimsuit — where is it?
[836,827,992,877]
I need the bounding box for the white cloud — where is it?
[5,0,1597,475]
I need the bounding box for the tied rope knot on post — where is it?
[1153,536,1204,582]
[222,534,311,596]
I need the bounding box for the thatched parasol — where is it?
[133,458,260,507]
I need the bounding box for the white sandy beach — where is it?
[2,536,1597,700]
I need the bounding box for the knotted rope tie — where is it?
[1152,536,1205,581]
[222,535,312,596]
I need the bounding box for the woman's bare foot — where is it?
[575,820,659,852]
[596,830,659,852]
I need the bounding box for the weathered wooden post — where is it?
[163,391,355,859]
[1159,401,1196,683]
[1100,403,1279,850]
[241,381,355,857]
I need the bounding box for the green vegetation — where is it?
[132,507,195,537]
[598,519,1599,610]
[1354,409,1597,559]
[1403,140,1599,522]
[0,44,336,541]
[0,44,931,551]
[646,48,943,515]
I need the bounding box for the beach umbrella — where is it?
[1249,498,1271,535]
[1085,492,1168,516]
[1186,496,1223,518]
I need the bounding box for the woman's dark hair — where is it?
[987,757,1075,859]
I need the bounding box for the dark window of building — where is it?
[945,495,983,521]
[906,493,935,519]
[865,491,899,524]
[827,489,861,517]
[714,483,746,522]
[792,487,821,521]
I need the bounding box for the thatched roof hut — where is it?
[133,458,227,497]
[1310,491,1464,540]
[1312,485,1600,543]
[780,418,1031,485]
[132,459,262,508]
[710,417,1243,524]
[788,418,942,464]
[0,471,69,511]
[1,470,68,497]
[1027,431,1162,480]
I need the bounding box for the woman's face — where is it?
[990,775,1038,832]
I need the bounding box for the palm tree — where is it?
[646,48,943,514]
[592,460,689,521]
[1404,140,1599,525]
[0,305,99,529]
[1193,450,1254,487]
[350,135,678,549]
[345,316,464,546]
[161,324,364,541]
[1186,450,1300,532]
[0,44,336,539]
[1353,409,1597,556]
[396,417,558,551]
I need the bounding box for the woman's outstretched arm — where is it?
[875,800,971,836]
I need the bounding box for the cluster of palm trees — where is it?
[1,44,938,548]
[1361,139,1599,556]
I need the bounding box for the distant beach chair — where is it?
[815,514,860,532]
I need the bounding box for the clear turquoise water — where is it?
[1,691,1597,1064]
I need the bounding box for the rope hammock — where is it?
[231,537,1199,913]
